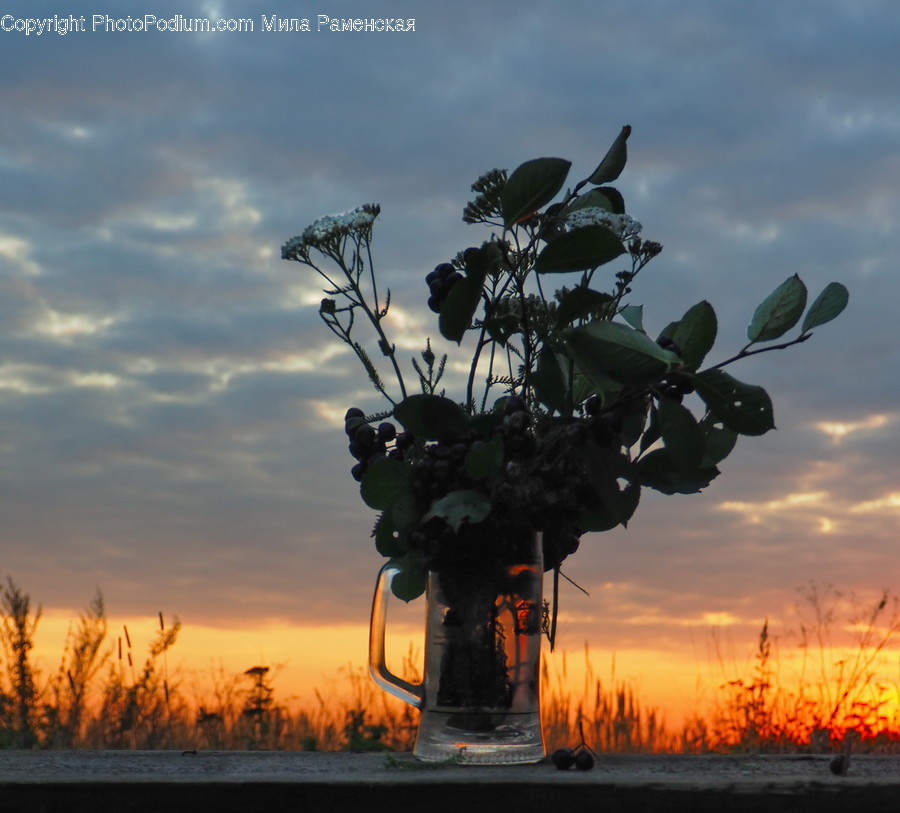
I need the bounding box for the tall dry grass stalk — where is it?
[690,584,900,753]
[540,646,678,753]
[1,576,898,752]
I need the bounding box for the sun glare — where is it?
[815,413,895,443]
[718,491,829,524]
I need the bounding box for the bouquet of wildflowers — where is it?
[283,127,847,645]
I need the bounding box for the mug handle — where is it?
[368,563,424,709]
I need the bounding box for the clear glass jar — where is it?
[369,529,544,764]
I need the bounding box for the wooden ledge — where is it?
[2,751,899,813]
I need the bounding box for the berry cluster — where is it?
[425,263,462,313]
[496,395,535,460]
[551,745,595,771]
[344,407,408,482]
[409,435,478,502]
[657,372,695,404]
[551,727,597,771]
[343,393,628,573]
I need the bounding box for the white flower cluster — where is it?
[282,203,381,259]
[564,207,642,240]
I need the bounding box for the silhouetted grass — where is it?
[1,576,898,753]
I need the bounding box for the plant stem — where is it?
[335,254,408,403]
[711,333,813,370]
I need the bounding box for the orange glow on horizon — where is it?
[28,610,716,730]
[27,608,900,741]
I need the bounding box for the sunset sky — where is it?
[2,1,898,722]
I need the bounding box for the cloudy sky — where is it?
[2,0,898,705]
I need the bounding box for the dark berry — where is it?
[377,422,396,442]
[656,335,682,357]
[433,459,451,481]
[345,408,367,437]
[351,462,366,482]
[355,423,376,449]
[574,749,595,771]
[427,295,441,313]
[504,395,526,415]
[449,443,467,463]
[551,748,575,770]
[503,411,529,433]
[505,434,525,455]
[666,388,684,403]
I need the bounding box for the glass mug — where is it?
[368,530,545,764]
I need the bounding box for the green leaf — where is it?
[360,458,411,511]
[801,282,849,333]
[588,125,631,185]
[438,246,490,344]
[747,274,808,343]
[373,512,406,558]
[394,395,470,441]
[530,347,569,414]
[657,321,679,344]
[593,187,625,214]
[690,369,775,436]
[425,490,491,533]
[619,400,649,448]
[470,409,504,438]
[637,449,720,495]
[618,304,644,331]
[535,225,625,273]
[578,446,640,530]
[501,157,571,228]
[671,301,717,371]
[567,187,623,214]
[483,312,520,346]
[566,320,679,386]
[572,371,602,407]
[468,240,505,276]
[439,273,483,343]
[578,483,640,531]
[658,398,705,470]
[391,493,420,532]
[388,553,426,602]
[699,415,738,466]
[464,434,504,480]
[555,287,613,328]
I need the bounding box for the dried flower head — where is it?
[564,207,642,240]
[281,203,381,260]
[463,169,508,224]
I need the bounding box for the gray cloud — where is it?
[0,1,897,659]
